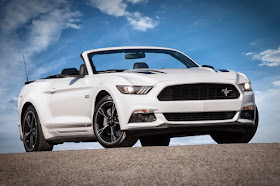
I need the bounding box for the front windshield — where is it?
[88,49,199,73]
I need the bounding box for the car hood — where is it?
[115,67,238,85]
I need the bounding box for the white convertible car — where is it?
[18,46,258,152]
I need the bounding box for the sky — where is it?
[0,0,279,153]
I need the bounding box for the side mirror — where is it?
[202,65,215,70]
[79,64,86,78]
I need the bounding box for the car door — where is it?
[48,76,92,133]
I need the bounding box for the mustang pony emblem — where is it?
[221,88,232,96]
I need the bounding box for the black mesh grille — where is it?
[164,111,236,121]
[158,83,240,101]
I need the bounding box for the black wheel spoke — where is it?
[98,125,109,135]
[98,108,110,119]
[30,115,35,128]
[29,134,34,149]
[23,132,31,140]
[111,103,116,116]
[110,126,117,142]
[25,117,31,128]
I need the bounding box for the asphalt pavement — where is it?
[0,143,279,185]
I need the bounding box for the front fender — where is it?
[86,75,133,130]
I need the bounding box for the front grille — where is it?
[158,83,240,101]
[164,111,236,121]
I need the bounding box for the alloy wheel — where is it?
[23,111,38,151]
[95,100,123,144]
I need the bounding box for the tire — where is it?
[93,95,138,148]
[22,105,53,152]
[211,107,259,144]
[140,135,170,146]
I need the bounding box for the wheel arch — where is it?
[20,100,42,125]
[21,102,33,124]
[95,90,111,108]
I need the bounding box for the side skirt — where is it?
[47,136,97,144]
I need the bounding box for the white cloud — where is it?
[156,4,166,15]
[273,80,280,86]
[250,41,256,46]
[0,0,81,68]
[88,0,128,17]
[0,0,67,33]
[126,0,148,4]
[88,0,158,31]
[0,0,81,60]
[23,8,81,56]
[247,46,280,67]
[245,52,255,56]
[127,12,158,31]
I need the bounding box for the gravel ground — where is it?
[0,143,279,185]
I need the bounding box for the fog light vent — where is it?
[240,106,254,120]
[129,110,156,123]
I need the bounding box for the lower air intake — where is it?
[163,111,236,121]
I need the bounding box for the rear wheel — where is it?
[22,106,53,152]
[93,95,138,148]
[211,108,259,144]
[140,135,170,146]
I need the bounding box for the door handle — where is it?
[50,88,56,94]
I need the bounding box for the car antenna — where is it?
[23,54,29,82]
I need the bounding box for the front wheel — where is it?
[93,95,138,148]
[211,107,259,144]
[22,105,53,152]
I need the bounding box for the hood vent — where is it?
[133,70,166,74]
[218,69,229,72]
[136,71,155,74]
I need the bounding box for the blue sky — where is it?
[0,0,280,153]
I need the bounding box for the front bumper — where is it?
[113,81,256,131]
[127,122,256,137]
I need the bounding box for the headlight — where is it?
[239,82,252,91]
[116,85,153,94]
